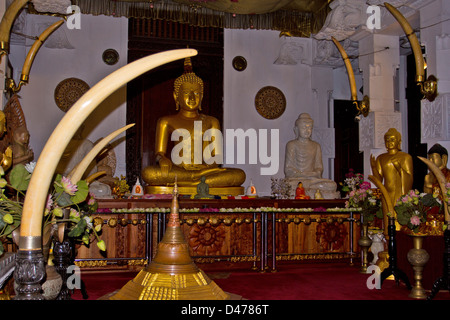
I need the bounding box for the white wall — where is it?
[6,15,350,197]
[223,29,335,196]
[8,14,128,177]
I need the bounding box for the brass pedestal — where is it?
[145,185,244,196]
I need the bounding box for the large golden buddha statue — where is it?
[142,58,246,195]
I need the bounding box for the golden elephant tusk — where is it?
[384,3,424,82]
[384,2,437,101]
[22,20,64,79]
[67,124,135,184]
[331,37,370,117]
[331,37,357,101]
[369,174,395,235]
[418,156,449,223]
[0,0,29,60]
[85,171,107,184]
[7,19,64,93]
[19,48,198,250]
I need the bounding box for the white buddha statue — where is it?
[284,113,340,199]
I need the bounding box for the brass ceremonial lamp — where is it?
[331,37,370,118]
[385,2,438,102]
[109,180,230,300]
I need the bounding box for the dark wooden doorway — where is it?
[126,18,224,184]
[334,100,364,195]
[406,53,428,190]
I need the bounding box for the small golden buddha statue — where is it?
[0,110,12,172]
[142,58,246,195]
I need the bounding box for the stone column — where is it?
[357,34,402,178]
[420,1,450,150]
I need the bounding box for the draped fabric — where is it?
[71,0,331,37]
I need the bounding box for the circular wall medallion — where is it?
[102,48,119,65]
[254,86,286,119]
[54,78,90,112]
[232,56,247,71]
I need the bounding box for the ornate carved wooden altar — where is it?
[74,199,361,272]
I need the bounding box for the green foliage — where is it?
[0,162,105,257]
[9,164,31,191]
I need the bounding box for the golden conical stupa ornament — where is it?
[109,179,230,300]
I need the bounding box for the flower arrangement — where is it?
[394,189,441,234]
[340,168,364,193]
[345,181,382,224]
[0,162,104,256]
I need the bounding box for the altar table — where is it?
[74,198,362,271]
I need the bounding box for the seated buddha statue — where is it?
[141,58,246,195]
[424,143,450,195]
[295,182,310,200]
[284,113,339,199]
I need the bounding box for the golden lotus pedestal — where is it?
[109,186,230,300]
[145,185,244,196]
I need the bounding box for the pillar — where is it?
[357,34,402,179]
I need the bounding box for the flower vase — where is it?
[407,234,429,299]
[358,223,372,274]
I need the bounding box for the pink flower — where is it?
[61,176,77,195]
[360,181,371,190]
[46,194,53,210]
[410,215,421,226]
[87,192,96,205]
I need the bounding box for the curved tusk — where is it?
[20,20,64,84]
[384,2,424,83]
[0,0,29,59]
[85,171,106,184]
[418,156,449,223]
[369,174,394,235]
[67,123,135,183]
[368,175,394,213]
[19,48,198,250]
[331,37,358,102]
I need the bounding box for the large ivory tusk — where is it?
[369,174,395,235]
[21,19,64,80]
[0,0,29,57]
[384,2,424,82]
[19,48,198,250]
[68,124,135,184]
[331,37,357,101]
[418,156,449,223]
